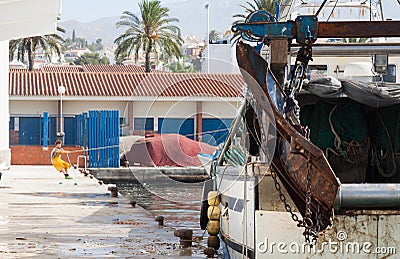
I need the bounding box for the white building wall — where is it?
[9,100,127,116]
[9,99,241,119]
[202,43,240,74]
[63,101,127,115]
[10,101,57,115]
[133,101,196,118]
[202,101,241,118]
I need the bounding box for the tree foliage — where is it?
[73,52,110,65]
[9,31,64,70]
[233,0,275,21]
[114,0,183,72]
[232,0,276,42]
[166,57,195,72]
[63,36,103,52]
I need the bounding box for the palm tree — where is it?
[232,0,276,41]
[233,0,275,22]
[9,27,65,71]
[114,0,183,73]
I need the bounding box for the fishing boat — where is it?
[200,0,400,258]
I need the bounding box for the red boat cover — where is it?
[125,134,216,167]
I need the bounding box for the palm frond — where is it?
[114,0,183,72]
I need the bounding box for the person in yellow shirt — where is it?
[51,140,72,179]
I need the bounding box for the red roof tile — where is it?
[9,71,244,98]
[9,64,165,73]
[82,64,163,73]
[41,65,84,73]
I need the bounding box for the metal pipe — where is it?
[205,4,210,73]
[334,184,400,209]
[290,43,400,56]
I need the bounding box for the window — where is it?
[134,118,154,131]
[383,64,397,83]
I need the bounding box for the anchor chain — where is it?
[303,161,317,245]
[284,42,313,136]
[271,170,304,227]
[289,43,313,94]
[270,159,321,246]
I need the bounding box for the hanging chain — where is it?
[289,43,313,94]
[303,161,317,245]
[270,160,321,246]
[271,170,304,228]
[283,42,313,136]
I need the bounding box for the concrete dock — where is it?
[0,166,204,258]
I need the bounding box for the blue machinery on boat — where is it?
[232,14,400,44]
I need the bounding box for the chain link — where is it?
[270,161,321,246]
[288,43,313,95]
[303,161,316,245]
[271,170,304,227]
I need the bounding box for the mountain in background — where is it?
[59,0,244,46]
[59,16,122,46]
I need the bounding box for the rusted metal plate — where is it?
[318,21,400,38]
[377,215,400,257]
[270,39,289,66]
[236,41,340,231]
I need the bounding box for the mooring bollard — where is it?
[173,229,193,248]
[155,215,164,226]
[129,200,136,208]
[107,184,118,197]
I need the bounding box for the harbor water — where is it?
[116,179,209,257]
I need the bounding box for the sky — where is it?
[60,0,186,22]
[61,0,400,22]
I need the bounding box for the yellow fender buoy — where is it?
[207,191,220,206]
[207,205,221,220]
[207,220,220,235]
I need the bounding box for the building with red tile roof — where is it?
[9,68,245,147]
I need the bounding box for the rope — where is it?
[371,113,397,178]
[326,0,339,21]
[326,105,369,165]
[315,0,329,16]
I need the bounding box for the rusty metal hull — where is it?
[236,41,340,231]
